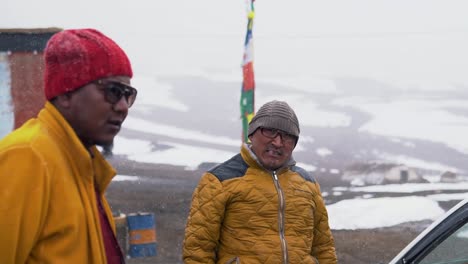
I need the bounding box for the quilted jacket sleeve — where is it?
[183,173,228,264]
[311,182,338,264]
[0,147,50,264]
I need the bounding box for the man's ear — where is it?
[52,93,73,109]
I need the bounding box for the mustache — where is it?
[266,145,283,156]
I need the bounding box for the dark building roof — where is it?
[0,28,62,52]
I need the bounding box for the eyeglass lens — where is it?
[105,82,137,107]
[261,128,296,143]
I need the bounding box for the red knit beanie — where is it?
[44,28,133,100]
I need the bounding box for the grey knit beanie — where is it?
[248,100,300,138]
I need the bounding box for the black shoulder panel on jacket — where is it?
[208,154,249,182]
[291,165,316,183]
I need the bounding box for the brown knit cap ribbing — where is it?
[248,100,300,138]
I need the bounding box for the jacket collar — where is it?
[38,102,116,192]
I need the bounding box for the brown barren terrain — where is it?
[106,158,422,264]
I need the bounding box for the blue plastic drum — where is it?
[126,212,157,258]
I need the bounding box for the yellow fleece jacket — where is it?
[0,102,117,264]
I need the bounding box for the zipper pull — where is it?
[273,171,278,181]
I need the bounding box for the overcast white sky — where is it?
[3,0,468,86]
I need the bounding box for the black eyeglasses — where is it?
[260,127,297,145]
[94,80,138,108]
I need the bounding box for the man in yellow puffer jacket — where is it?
[0,28,137,263]
[183,100,337,264]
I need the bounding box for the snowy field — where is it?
[114,172,467,230]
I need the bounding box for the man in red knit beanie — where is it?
[0,28,136,264]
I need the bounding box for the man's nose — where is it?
[113,96,130,112]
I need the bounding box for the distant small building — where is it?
[0,28,61,139]
[440,171,459,183]
[342,162,425,185]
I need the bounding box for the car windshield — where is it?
[419,221,468,264]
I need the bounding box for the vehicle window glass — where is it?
[419,221,468,264]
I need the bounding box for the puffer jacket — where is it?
[0,102,117,264]
[183,144,337,264]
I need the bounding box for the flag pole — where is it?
[240,0,256,143]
